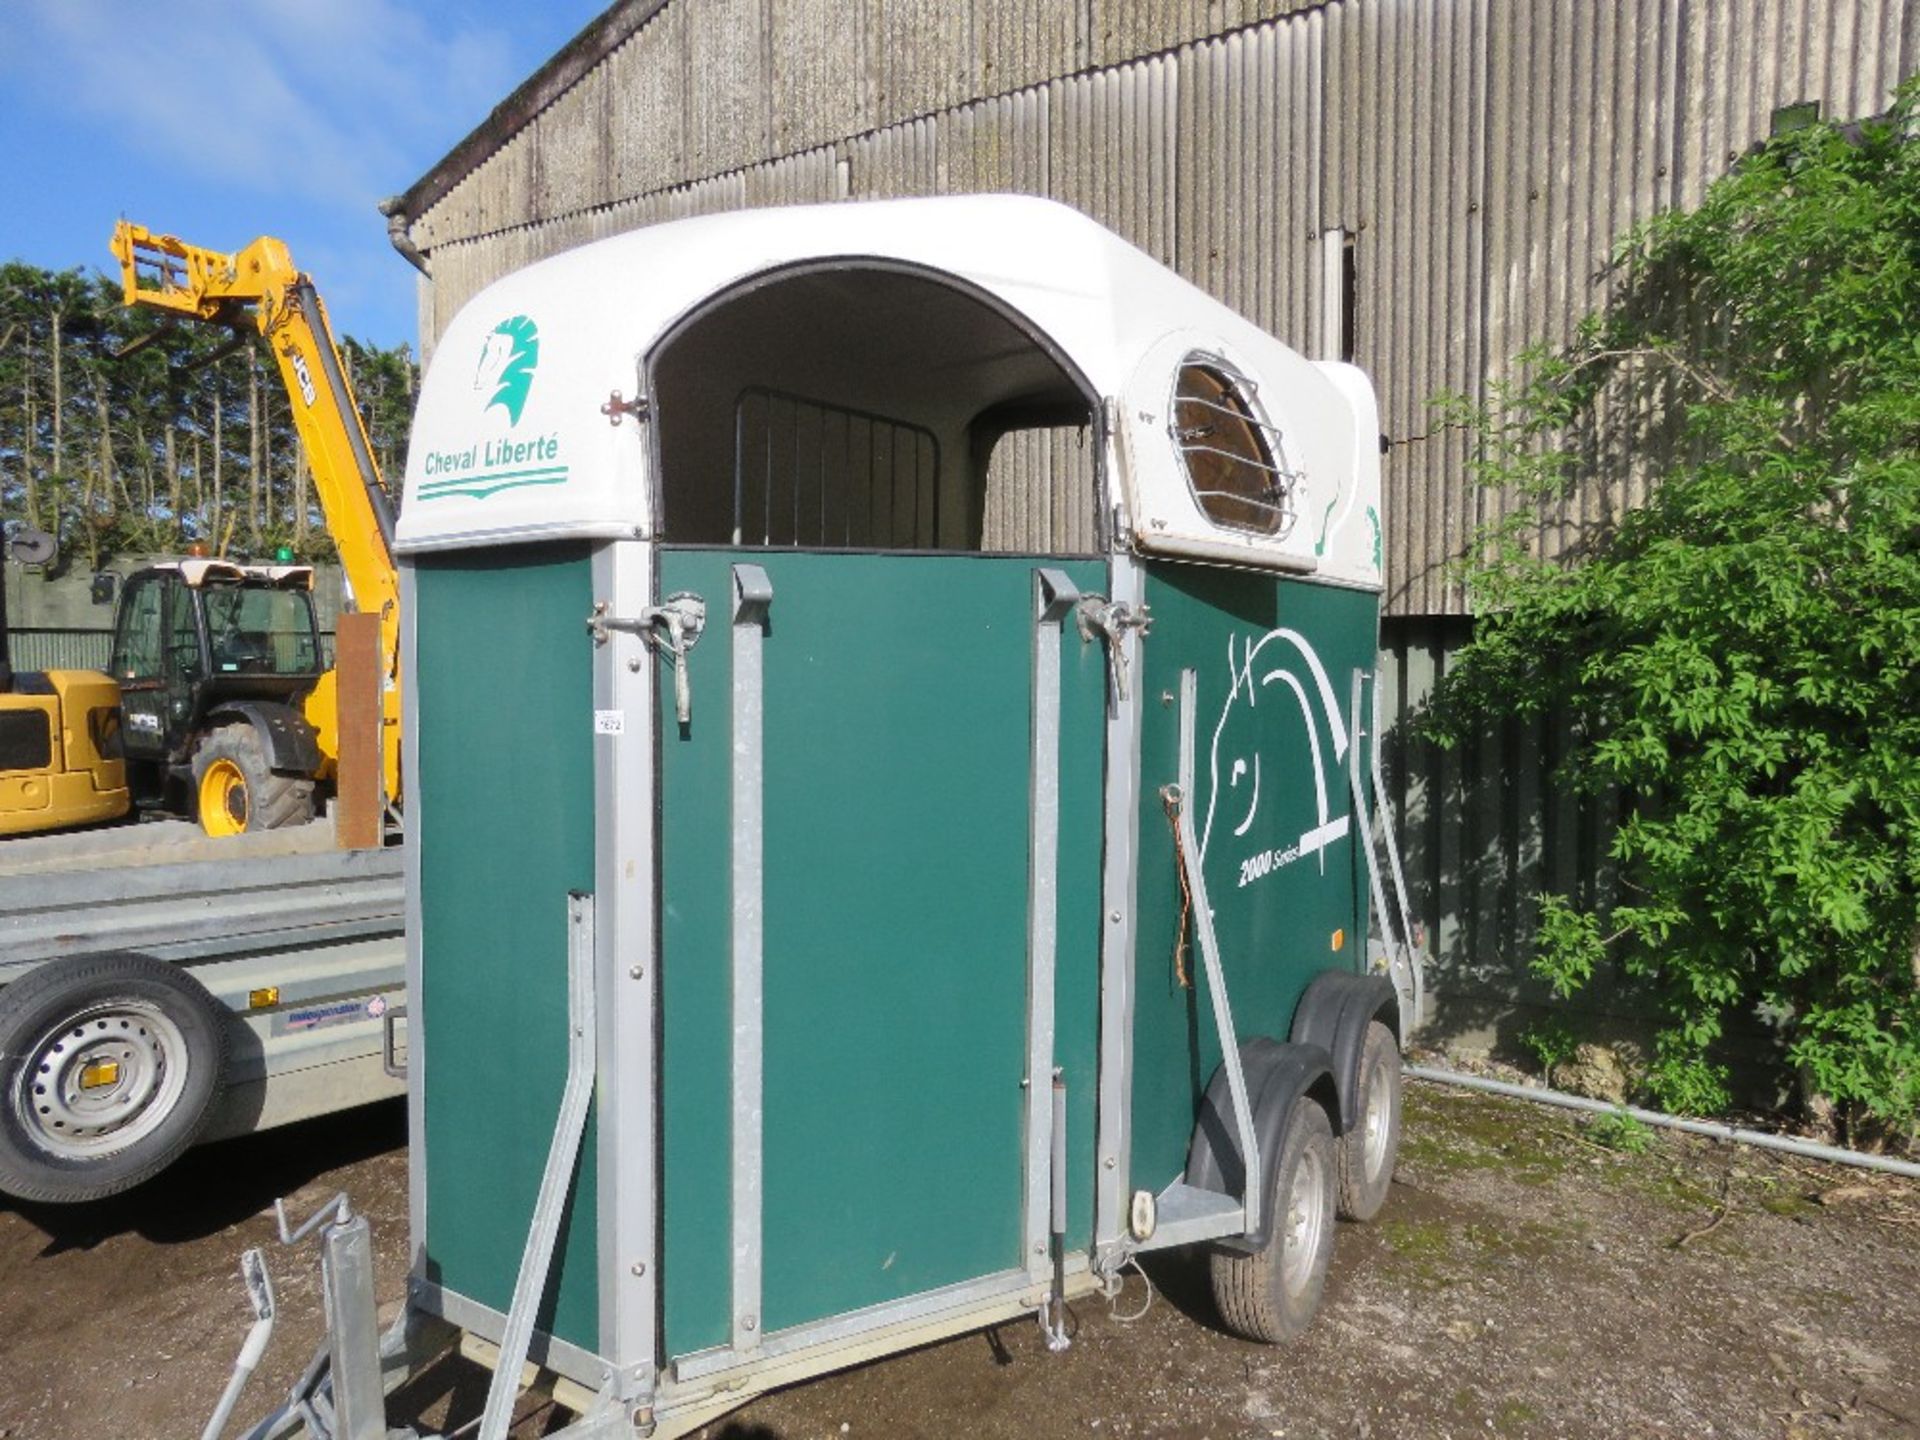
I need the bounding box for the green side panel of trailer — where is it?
[1128,563,1381,1194]
[658,550,1106,1355]
[414,544,600,1353]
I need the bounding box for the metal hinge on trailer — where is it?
[600,390,649,426]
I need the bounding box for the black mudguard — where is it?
[1289,969,1400,1133]
[205,700,323,776]
[1185,1036,1338,1253]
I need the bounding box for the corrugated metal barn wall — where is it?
[408,0,1918,1030]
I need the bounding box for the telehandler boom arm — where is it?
[109,222,403,808]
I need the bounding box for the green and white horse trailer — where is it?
[223,196,1424,1440]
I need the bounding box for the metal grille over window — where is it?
[1172,363,1297,537]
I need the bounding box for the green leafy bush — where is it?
[1430,82,1920,1138]
[1520,1015,1579,1087]
[1586,1109,1657,1155]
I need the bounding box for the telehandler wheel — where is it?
[0,952,229,1203]
[1336,1020,1402,1221]
[193,725,314,836]
[1209,1092,1337,1342]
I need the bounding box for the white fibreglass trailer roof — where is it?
[398,195,1382,590]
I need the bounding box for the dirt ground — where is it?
[3,1079,1917,1440]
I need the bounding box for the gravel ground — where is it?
[2,1081,1916,1440]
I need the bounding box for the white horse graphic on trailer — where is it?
[1201,628,1353,881]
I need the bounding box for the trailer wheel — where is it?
[1336,1020,1401,1222]
[0,953,229,1203]
[1209,1092,1337,1342]
[193,725,314,836]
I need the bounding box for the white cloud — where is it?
[1,0,519,210]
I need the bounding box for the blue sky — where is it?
[0,0,608,349]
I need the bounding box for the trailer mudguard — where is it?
[205,700,323,776]
[1289,969,1399,1133]
[1185,1036,1338,1253]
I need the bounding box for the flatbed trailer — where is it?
[0,819,405,1202]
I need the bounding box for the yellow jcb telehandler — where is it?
[107,222,403,834]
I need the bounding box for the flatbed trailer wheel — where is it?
[0,952,228,1203]
[1210,1092,1337,1342]
[1337,1019,1401,1221]
[193,724,314,836]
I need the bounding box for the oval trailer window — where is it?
[1172,362,1291,536]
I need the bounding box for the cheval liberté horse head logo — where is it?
[417,314,566,503]
[474,315,539,425]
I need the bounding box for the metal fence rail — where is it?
[3,627,338,673]
[6,628,113,671]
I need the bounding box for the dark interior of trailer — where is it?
[649,264,1103,556]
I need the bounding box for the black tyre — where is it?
[1337,1020,1402,1222]
[192,724,314,836]
[0,952,230,1203]
[1210,1093,1337,1342]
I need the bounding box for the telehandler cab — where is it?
[107,558,327,833]
[109,221,403,835]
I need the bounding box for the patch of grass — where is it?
[1400,1088,1575,1184]
[1499,1219,1574,1260]
[1377,1217,1456,1287]
[1381,1216,1451,1260]
[1599,1157,1729,1218]
[1495,1398,1541,1433]
[1376,1211,1574,1288]
[1586,1109,1658,1154]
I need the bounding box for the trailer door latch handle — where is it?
[1075,596,1152,702]
[589,592,707,725]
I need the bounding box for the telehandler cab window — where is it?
[111,575,164,679]
[165,579,204,679]
[203,585,319,676]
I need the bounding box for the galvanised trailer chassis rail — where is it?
[0,841,407,1194]
[0,845,402,969]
